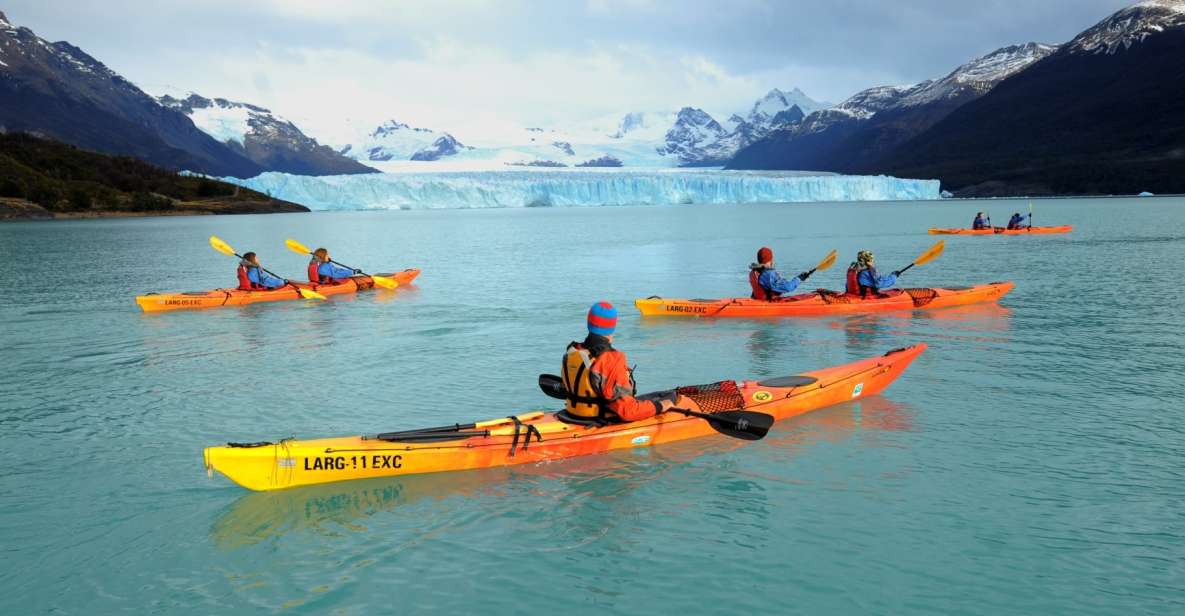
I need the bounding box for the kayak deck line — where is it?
[204,344,926,491]
[136,268,420,312]
[636,282,1014,318]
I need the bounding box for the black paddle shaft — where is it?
[328,257,366,276]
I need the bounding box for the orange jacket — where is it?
[587,346,659,422]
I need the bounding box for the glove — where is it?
[797,271,811,281]
[891,270,901,277]
[353,269,363,274]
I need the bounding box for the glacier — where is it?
[219,169,940,211]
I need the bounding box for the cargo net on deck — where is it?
[905,288,938,307]
[676,381,744,414]
[816,289,850,304]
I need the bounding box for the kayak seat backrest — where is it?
[555,410,608,426]
[756,375,818,388]
[675,381,745,413]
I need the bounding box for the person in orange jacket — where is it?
[561,301,677,423]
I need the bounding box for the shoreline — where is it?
[0,197,308,222]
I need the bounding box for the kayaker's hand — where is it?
[892,270,901,277]
[354,269,363,274]
[657,399,676,413]
[797,271,811,281]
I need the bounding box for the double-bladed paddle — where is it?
[284,238,399,290]
[801,249,838,279]
[895,240,945,276]
[208,235,326,300]
[536,374,773,441]
[365,411,546,441]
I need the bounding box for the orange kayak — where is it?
[635,282,1013,318]
[928,226,1071,235]
[204,344,926,491]
[135,268,420,312]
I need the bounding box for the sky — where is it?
[3,0,1136,144]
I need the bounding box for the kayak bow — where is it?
[204,344,926,491]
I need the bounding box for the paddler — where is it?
[853,250,900,298]
[236,252,286,290]
[1006,212,1029,230]
[562,302,678,423]
[307,247,360,285]
[972,212,989,230]
[749,246,811,301]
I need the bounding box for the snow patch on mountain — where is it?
[409,134,472,161]
[898,43,1059,107]
[187,105,251,145]
[1069,0,1185,54]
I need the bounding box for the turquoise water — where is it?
[2,197,1183,614]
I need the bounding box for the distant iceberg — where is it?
[220,169,940,211]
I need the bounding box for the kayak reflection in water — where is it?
[1006,212,1030,230]
[972,211,989,230]
[236,252,287,290]
[748,246,812,301]
[562,301,678,423]
[307,247,359,285]
[853,251,901,298]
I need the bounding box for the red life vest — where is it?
[845,267,860,295]
[237,265,258,290]
[307,261,322,284]
[749,268,773,301]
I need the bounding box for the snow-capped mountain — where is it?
[883,0,1185,195]
[341,119,444,161]
[896,42,1058,107]
[654,88,829,166]
[0,11,260,177]
[409,134,473,161]
[159,94,374,176]
[729,42,1057,172]
[1068,0,1185,54]
[745,87,828,128]
[609,111,677,141]
[657,107,732,165]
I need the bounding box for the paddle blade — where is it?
[285,238,311,255]
[209,235,236,257]
[371,275,399,290]
[704,411,773,441]
[538,374,566,400]
[297,287,327,301]
[913,240,945,267]
[814,249,839,273]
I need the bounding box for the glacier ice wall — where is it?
[221,170,940,211]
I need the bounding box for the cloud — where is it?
[3,0,1137,143]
